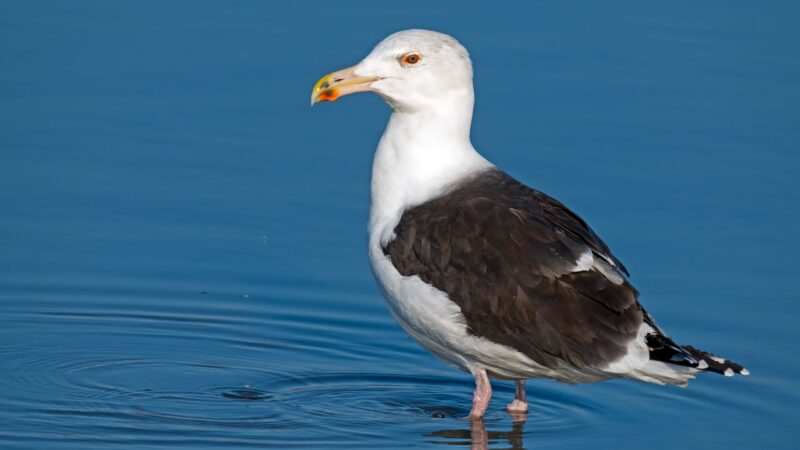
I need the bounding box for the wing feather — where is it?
[383,169,643,370]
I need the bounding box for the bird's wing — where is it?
[382,169,644,370]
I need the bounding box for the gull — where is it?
[311,29,747,418]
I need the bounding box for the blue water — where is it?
[1,1,798,449]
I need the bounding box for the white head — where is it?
[311,30,474,114]
[311,30,491,246]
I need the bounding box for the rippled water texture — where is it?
[1,1,798,449]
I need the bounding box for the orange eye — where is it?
[401,53,421,65]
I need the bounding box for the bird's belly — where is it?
[368,245,560,380]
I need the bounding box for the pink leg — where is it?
[469,367,492,419]
[506,380,528,414]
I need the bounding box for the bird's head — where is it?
[311,29,473,113]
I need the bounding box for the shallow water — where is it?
[1,1,798,449]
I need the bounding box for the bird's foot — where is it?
[506,399,528,414]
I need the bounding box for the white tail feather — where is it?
[628,361,700,386]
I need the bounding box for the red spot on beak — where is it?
[317,89,339,103]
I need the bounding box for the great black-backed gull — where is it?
[311,29,748,418]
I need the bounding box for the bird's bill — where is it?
[310,66,379,106]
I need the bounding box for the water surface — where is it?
[1,1,798,449]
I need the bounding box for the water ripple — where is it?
[0,272,774,448]
[0,338,604,447]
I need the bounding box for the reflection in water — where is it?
[428,415,527,450]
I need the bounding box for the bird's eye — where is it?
[401,53,422,66]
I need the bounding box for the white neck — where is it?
[368,97,493,248]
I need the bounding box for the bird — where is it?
[310,29,748,419]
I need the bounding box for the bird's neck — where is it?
[368,104,492,247]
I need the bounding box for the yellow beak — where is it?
[310,66,380,106]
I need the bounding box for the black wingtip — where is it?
[682,345,749,376]
[643,315,748,377]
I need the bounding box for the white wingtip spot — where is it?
[724,368,734,377]
[711,356,726,364]
[697,359,709,370]
[740,368,750,376]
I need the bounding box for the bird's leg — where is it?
[506,380,528,414]
[469,367,492,419]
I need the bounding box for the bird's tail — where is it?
[628,310,749,385]
[679,345,749,377]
